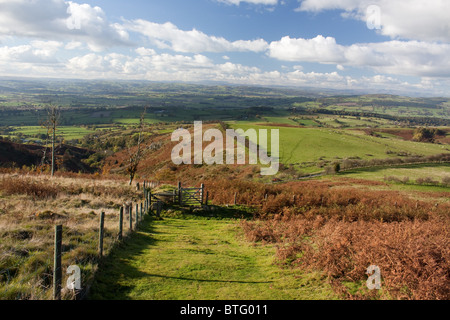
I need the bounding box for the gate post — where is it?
[99,212,105,257]
[200,183,204,205]
[129,205,133,231]
[119,207,123,241]
[53,225,62,300]
[148,190,152,214]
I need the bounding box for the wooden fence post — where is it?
[129,205,133,231]
[234,192,237,205]
[156,201,161,218]
[144,193,148,213]
[200,183,205,205]
[148,190,152,213]
[119,207,123,241]
[135,204,139,228]
[53,225,62,300]
[140,203,143,221]
[178,181,182,205]
[99,212,105,257]
[205,191,209,206]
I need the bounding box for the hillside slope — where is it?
[0,140,97,173]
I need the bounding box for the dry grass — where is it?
[2,171,448,300]
[205,178,450,300]
[241,215,449,300]
[0,172,143,300]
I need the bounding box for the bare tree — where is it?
[126,106,147,185]
[41,106,60,177]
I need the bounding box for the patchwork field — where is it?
[228,121,449,174]
[1,81,449,301]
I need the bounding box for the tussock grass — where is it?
[0,172,142,300]
[218,177,450,300]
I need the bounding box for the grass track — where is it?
[88,215,337,300]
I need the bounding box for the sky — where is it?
[0,0,450,96]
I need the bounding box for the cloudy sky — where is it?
[1,0,450,96]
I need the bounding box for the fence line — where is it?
[51,179,207,300]
[52,180,156,300]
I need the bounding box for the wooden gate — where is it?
[178,183,204,207]
[143,182,205,211]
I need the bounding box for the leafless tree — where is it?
[41,106,60,177]
[126,106,147,185]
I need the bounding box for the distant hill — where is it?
[0,139,97,173]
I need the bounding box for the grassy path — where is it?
[88,215,337,300]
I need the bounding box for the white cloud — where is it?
[0,0,131,51]
[296,0,450,42]
[30,40,63,58]
[0,0,449,96]
[0,46,449,96]
[65,41,84,50]
[0,41,67,76]
[268,35,346,63]
[135,47,156,56]
[67,53,108,72]
[269,35,450,77]
[124,19,268,53]
[0,41,62,64]
[66,52,217,80]
[218,0,278,5]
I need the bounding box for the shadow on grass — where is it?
[138,273,273,284]
[86,205,260,300]
[163,204,255,220]
[87,215,159,300]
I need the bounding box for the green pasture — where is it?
[13,126,96,141]
[315,115,391,128]
[339,163,450,182]
[227,121,449,172]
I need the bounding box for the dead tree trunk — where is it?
[127,106,147,186]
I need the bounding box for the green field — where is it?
[1,80,449,181]
[314,115,391,128]
[228,121,448,172]
[88,213,336,300]
[12,126,96,141]
[339,163,450,188]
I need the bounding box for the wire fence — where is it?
[0,178,160,300]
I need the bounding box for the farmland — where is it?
[0,79,449,301]
[228,121,449,175]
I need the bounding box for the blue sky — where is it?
[0,0,450,96]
